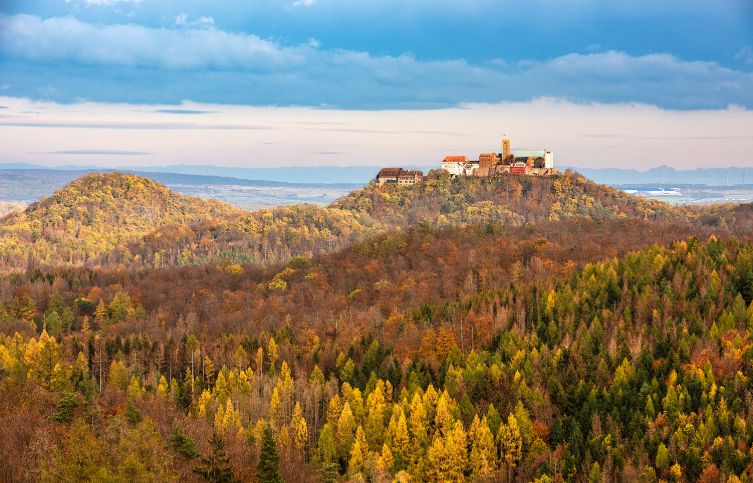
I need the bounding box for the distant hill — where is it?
[0,173,240,269]
[567,164,753,187]
[0,163,401,184]
[0,168,359,203]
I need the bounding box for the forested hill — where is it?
[0,173,240,269]
[4,171,753,481]
[334,170,690,226]
[116,171,703,270]
[0,170,741,272]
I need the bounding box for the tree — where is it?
[348,425,369,477]
[499,414,522,481]
[336,402,357,460]
[426,420,467,481]
[45,419,111,482]
[258,426,283,483]
[291,402,309,453]
[170,426,199,459]
[186,334,199,398]
[193,431,237,483]
[470,416,498,478]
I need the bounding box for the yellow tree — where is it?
[291,402,309,454]
[498,414,523,481]
[336,402,357,460]
[470,417,498,478]
[267,338,279,373]
[434,391,455,437]
[426,420,467,481]
[407,392,430,478]
[348,425,369,477]
[365,384,387,449]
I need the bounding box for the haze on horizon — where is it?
[0,0,752,171]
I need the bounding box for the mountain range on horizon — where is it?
[4,162,753,187]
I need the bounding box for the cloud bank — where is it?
[1,96,752,170]
[0,13,751,109]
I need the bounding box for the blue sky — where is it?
[1,0,752,109]
[0,1,752,170]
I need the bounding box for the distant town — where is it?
[376,136,557,186]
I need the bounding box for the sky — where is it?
[0,0,752,170]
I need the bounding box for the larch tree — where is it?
[348,425,369,477]
[498,414,523,481]
[470,417,498,478]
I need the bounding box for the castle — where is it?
[441,136,556,177]
[375,136,556,186]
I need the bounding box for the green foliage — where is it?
[170,426,199,459]
[51,391,81,423]
[193,432,237,483]
[124,399,143,425]
[258,426,283,483]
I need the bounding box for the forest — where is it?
[1,171,753,482]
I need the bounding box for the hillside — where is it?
[2,214,753,480]
[3,170,747,274]
[334,170,691,226]
[115,171,703,270]
[0,173,240,269]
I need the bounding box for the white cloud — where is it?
[735,47,753,65]
[65,0,141,6]
[1,96,752,170]
[175,13,214,28]
[0,14,305,70]
[0,14,751,109]
[291,0,317,7]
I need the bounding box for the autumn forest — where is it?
[1,171,753,482]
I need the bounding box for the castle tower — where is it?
[501,135,511,162]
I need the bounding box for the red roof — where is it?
[377,168,403,177]
[442,155,467,163]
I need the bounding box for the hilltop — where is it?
[335,170,690,225]
[0,172,240,269]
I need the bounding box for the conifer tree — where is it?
[336,402,357,460]
[470,416,497,478]
[348,425,369,477]
[498,414,523,481]
[291,402,309,452]
[193,431,237,483]
[258,426,284,483]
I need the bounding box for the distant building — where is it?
[440,156,469,177]
[440,136,556,177]
[478,153,500,176]
[376,168,423,186]
[511,150,554,169]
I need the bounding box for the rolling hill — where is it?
[2,169,748,273]
[0,172,240,269]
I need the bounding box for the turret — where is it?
[501,135,511,162]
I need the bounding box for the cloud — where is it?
[0,14,752,109]
[175,13,214,28]
[40,149,152,155]
[65,0,141,6]
[0,120,272,130]
[1,96,753,170]
[0,14,305,70]
[291,0,317,7]
[735,47,753,65]
[154,109,217,114]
